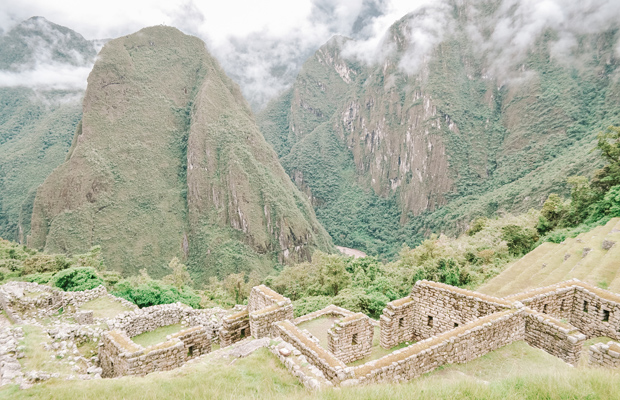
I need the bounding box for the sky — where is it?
[1,0,620,109]
[0,0,431,108]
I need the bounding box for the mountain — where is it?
[0,17,98,243]
[27,26,333,281]
[257,0,620,258]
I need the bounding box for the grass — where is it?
[131,323,184,348]
[78,297,135,319]
[18,325,73,375]
[296,315,340,349]
[3,344,620,399]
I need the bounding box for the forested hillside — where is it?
[0,17,97,242]
[258,0,620,259]
[27,26,333,282]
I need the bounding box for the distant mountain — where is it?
[258,0,620,258]
[28,26,333,281]
[0,17,98,242]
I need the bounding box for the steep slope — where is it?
[258,0,620,258]
[28,26,333,281]
[478,218,620,297]
[0,17,97,242]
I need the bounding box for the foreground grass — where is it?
[3,342,620,400]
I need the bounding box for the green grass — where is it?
[3,343,620,399]
[18,325,73,375]
[296,315,340,349]
[77,297,134,319]
[130,323,184,348]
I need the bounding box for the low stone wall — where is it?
[524,310,585,365]
[0,282,63,322]
[274,320,352,384]
[293,305,355,325]
[589,341,620,368]
[220,308,250,347]
[109,303,191,337]
[410,281,511,341]
[348,310,524,385]
[75,311,94,325]
[380,297,415,349]
[100,326,211,377]
[64,285,108,308]
[328,313,373,364]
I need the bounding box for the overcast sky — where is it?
[0,0,431,108]
[2,0,619,109]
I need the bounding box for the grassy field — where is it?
[131,323,185,348]
[479,218,620,297]
[18,325,73,376]
[2,341,620,399]
[78,297,135,319]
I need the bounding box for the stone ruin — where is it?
[4,277,620,389]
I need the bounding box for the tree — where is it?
[592,126,620,192]
[162,257,193,289]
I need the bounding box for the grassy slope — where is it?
[28,26,333,281]
[258,0,620,259]
[478,218,620,297]
[3,343,619,399]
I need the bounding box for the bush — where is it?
[22,254,71,275]
[113,280,201,308]
[501,225,539,256]
[292,296,332,317]
[23,272,56,285]
[52,267,104,292]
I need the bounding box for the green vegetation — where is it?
[18,325,73,376]
[131,323,184,347]
[258,2,619,261]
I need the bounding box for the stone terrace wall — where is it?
[328,313,373,364]
[589,341,620,368]
[110,303,190,337]
[380,297,415,349]
[524,310,586,365]
[101,326,211,377]
[275,320,352,384]
[410,281,511,341]
[220,308,250,347]
[64,285,137,311]
[348,310,524,385]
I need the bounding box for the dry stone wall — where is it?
[524,310,585,365]
[100,326,211,378]
[348,310,524,385]
[220,308,250,347]
[248,285,294,339]
[380,297,415,349]
[328,313,373,363]
[410,281,511,341]
[293,305,355,325]
[589,341,620,368]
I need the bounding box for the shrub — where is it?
[501,225,539,256]
[113,280,201,308]
[292,296,332,317]
[23,272,56,285]
[22,254,71,275]
[52,267,103,292]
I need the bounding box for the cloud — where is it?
[0,63,92,90]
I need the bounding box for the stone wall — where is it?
[348,310,524,385]
[220,308,250,347]
[410,281,511,341]
[274,320,352,384]
[100,326,211,378]
[524,310,585,365]
[75,311,94,325]
[109,303,190,337]
[380,297,415,349]
[328,313,373,364]
[0,282,63,322]
[248,285,294,339]
[250,303,294,339]
[589,341,620,368]
[293,305,355,325]
[511,280,620,341]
